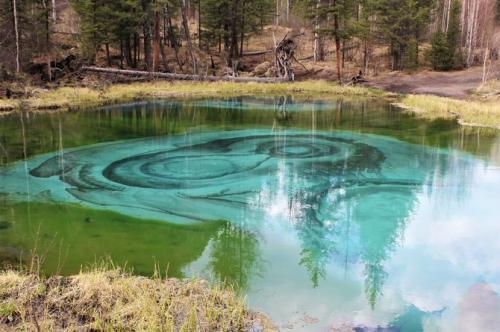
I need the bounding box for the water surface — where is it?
[0,97,499,331]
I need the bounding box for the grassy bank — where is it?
[1,80,499,128]
[0,265,275,331]
[0,80,385,112]
[399,93,500,129]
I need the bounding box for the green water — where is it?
[0,96,499,331]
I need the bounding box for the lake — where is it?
[1,96,499,331]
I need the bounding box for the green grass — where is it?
[399,94,500,129]
[0,263,276,331]
[0,302,16,317]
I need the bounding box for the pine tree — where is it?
[428,0,463,71]
[373,0,433,70]
[446,0,463,69]
[428,31,452,70]
[199,0,273,64]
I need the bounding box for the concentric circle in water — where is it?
[0,129,439,225]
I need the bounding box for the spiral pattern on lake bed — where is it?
[3,130,436,224]
[97,134,374,190]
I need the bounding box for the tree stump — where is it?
[275,37,296,81]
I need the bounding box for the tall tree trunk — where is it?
[42,0,52,81]
[239,0,245,56]
[482,43,489,84]
[105,43,111,66]
[12,0,20,74]
[51,0,56,22]
[159,38,170,72]
[313,0,323,62]
[363,39,369,74]
[142,0,152,71]
[198,0,202,46]
[165,4,183,71]
[229,0,241,64]
[126,35,132,66]
[333,0,341,82]
[276,0,279,25]
[133,33,139,68]
[286,0,290,23]
[181,0,197,74]
[152,10,161,72]
[342,40,345,68]
[120,40,124,68]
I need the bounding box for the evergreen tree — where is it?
[373,0,433,70]
[428,0,463,70]
[428,30,452,70]
[199,0,273,63]
[447,0,463,69]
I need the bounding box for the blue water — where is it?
[0,98,499,331]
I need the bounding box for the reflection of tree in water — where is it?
[273,96,294,128]
[298,220,339,288]
[289,154,423,306]
[357,187,415,308]
[207,222,263,291]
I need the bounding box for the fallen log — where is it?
[82,66,287,83]
[241,50,273,56]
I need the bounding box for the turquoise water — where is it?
[0,97,499,330]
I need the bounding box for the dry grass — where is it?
[0,264,275,331]
[0,99,18,112]
[27,87,101,109]
[399,94,500,129]
[4,79,499,128]
[8,80,385,112]
[474,79,500,99]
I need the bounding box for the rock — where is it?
[253,61,272,76]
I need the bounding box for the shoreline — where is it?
[0,80,499,129]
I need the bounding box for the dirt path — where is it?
[365,62,500,98]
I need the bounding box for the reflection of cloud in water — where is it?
[383,160,500,331]
[244,129,477,308]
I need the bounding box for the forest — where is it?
[1,0,499,81]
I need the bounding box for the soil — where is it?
[365,62,500,98]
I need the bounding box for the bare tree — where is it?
[461,0,495,67]
[52,0,56,22]
[12,0,20,74]
[313,0,323,62]
[152,9,160,72]
[181,0,198,74]
[332,0,342,82]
